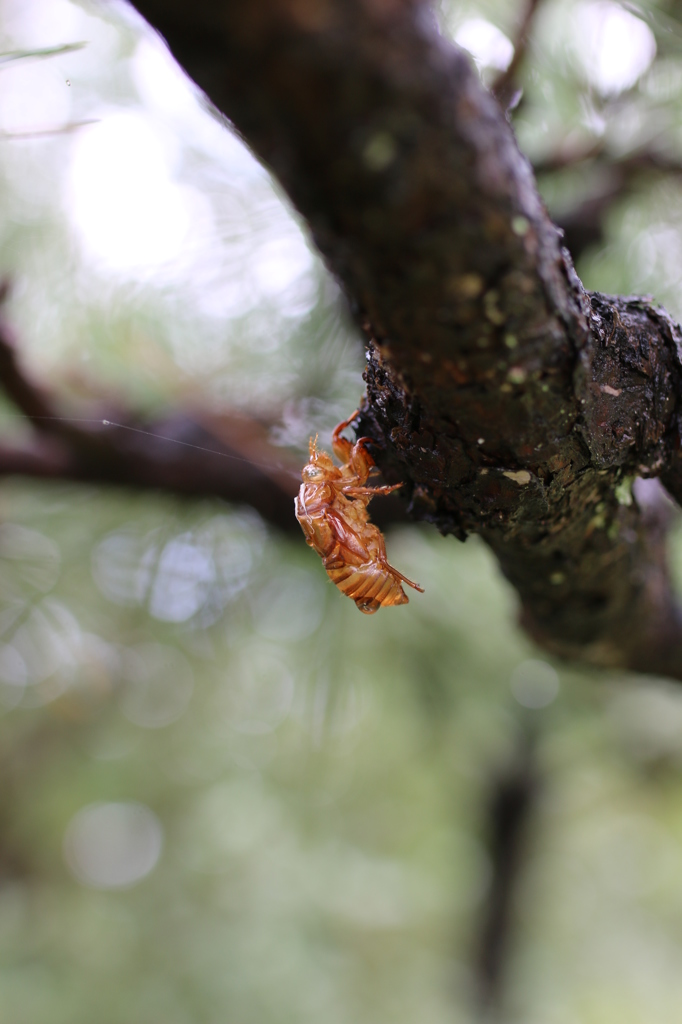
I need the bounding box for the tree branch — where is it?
[490,0,542,109]
[111,0,682,677]
[535,146,682,262]
[0,303,301,531]
[0,295,409,532]
[473,727,538,1019]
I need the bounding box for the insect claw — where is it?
[332,410,361,437]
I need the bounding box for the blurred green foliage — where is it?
[3,1,682,1022]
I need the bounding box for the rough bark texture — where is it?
[97,0,682,676]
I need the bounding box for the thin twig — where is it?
[491,0,543,108]
[0,42,86,66]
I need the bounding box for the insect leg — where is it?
[331,411,360,462]
[381,560,425,592]
[348,437,381,485]
[343,483,402,497]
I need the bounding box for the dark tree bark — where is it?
[121,0,682,679]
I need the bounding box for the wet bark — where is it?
[126,0,682,677]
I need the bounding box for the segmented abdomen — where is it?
[326,561,408,614]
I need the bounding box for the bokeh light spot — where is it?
[91,529,155,607]
[63,801,163,889]
[510,659,560,708]
[0,523,61,599]
[252,567,325,642]
[576,1,656,95]
[120,643,194,729]
[67,111,211,277]
[455,18,513,71]
[148,535,216,623]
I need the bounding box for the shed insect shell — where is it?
[294,412,424,613]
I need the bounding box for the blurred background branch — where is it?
[537,146,682,261]
[0,295,300,530]
[491,0,543,109]
[0,286,407,533]
[473,726,539,1021]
